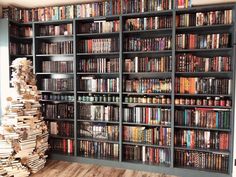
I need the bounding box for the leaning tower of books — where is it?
[0,58,49,177]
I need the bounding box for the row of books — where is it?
[123,145,170,165]
[124,79,172,93]
[79,141,119,159]
[124,56,172,73]
[41,93,74,101]
[174,150,229,172]
[124,96,171,104]
[125,16,172,31]
[49,138,74,154]
[123,126,171,146]
[10,25,32,37]
[79,77,119,92]
[10,42,32,55]
[79,20,120,34]
[176,10,233,27]
[123,0,172,13]
[78,38,119,53]
[78,104,119,122]
[78,95,119,103]
[39,41,73,54]
[176,54,231,72]
[124,37,172,51]
[38,24,73,36]
[176,33,230,49]
[80,123,119,141]
[42,61,73,73]
[175,97,232,107]
[48,122,74,137]
[41,103,74,120]
[176,0,191,9]
[174,109,230,129]
[78,58,119,73]
[3,1,121,22]
[175,130,229,150]
[123,107,171,125]
[175,77,232,95]
[76,1,121,18]
[41,78,74,91]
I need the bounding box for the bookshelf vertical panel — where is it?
[171,0,176,168]
[119,15,123,162]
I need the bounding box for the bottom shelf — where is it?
[78,155,119,162]
[123,159,170,167]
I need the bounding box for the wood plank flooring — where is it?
[31,160,179,177]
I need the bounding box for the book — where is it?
[38,23,73,36]
[42,61,73,73]
[42,103,74,119]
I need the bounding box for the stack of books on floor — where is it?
[0,58,49,177]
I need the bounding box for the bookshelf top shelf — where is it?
[175,3,235,13]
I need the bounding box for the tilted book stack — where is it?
[0,58,49,176]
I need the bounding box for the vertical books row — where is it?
[123,145,170,166]
[79,122,119,141]
[41,103,74,120]
[78,20,120,34]
[123,107,171,125]
[174,129,229,150]
[79,140,119,160]
[174,108,230,129]
[41,78,74,91]
[48,121,74,137]
[78,58,119,73]
[175,77,231,95]
[176,54,231,72]
[42,61,73,73]
[78,104,119,122]
[124,56,172,72]
[176,9,232,27]
[37,24,73,36]
[123,126,171,146]
[122,0,172,13]
[49,138,74,154]
[10,24,32,37]
[79,77,119,92]
[175,150,229,172]
[78,38,119,53]
[10,42,32,55]
[39,41,73,54]
[3,0,121,22]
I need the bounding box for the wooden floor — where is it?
[31,160,178,177]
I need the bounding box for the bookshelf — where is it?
[0,1,235,177]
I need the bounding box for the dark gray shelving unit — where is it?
[0,1,235,177]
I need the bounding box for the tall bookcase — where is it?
[0,1,235,177]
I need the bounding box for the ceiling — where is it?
[0,0,235,8]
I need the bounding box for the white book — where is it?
[142,146,146,162]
